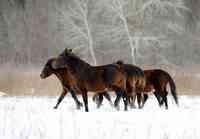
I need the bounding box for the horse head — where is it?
[40,58,56,79]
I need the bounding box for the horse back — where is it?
[56,63,124,92]
[88,64,126,90]
[144,69,171,83]
[144,69,172,91]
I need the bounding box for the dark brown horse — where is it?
[40,57,83,109]
[142,69,178,109]
[116,61,146,108]
[52,48,128,112]
[93,60,146,109]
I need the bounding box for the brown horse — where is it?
[116,61,146,108]
[40,57,83,109]
[93,60,146,109]
[52,48,128,112]
[142,69,178,109]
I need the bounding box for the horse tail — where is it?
[168,74,178,105]
[137,75,146,92]
[138,70,146,92]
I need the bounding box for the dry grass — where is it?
[0,68,200,96]
[0,69,62,96]
[174,74,200,95]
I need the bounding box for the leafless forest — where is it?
[0,0,200,95]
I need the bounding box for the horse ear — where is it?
[69,48,73,53]
[116,60,124,65]
[61,48,72,56]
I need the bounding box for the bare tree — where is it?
[56,0,97,65]
[126,0,192,66]
[111,0,136,64]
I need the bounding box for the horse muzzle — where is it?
[40,73,45,79]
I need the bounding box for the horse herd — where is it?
[40,48,179,112]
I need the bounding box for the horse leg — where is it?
[82,90,89,112]
[54,89,67,109]
[92,94,99,105]
[164,89,168,109]
[122,91,128,111]
[142,94,149,107]
[130,94,136,108]
[114,89,123,110]
[128,96,131,106]
[136,93,142,109]
[92,94,96,102]
[69,89,83,109]
[163,96,168,109]
[159,90,167,107]
[153,91,162,107]
[102,92,113,107]
[160,97,164,106]
[97,93,103,108]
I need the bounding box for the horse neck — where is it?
[68,56,91,74]
[54,70,64,83]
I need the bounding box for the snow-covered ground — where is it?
[0,95,200,139]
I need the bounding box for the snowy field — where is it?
[0,95,200,139]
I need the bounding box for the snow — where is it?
[0,92,7,96]
[0,95,200,139]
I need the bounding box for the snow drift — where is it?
[0,95,200,139]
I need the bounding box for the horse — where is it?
[93,60,146,109]
[52,48,128,112]
[40,57,83,109]
[115,61,146,108]
[142,69,179,109]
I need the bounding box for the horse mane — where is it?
[60,48,90,66]
[58,48,92,79]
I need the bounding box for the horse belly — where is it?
[85,80,107,92]
[144,85,154,92]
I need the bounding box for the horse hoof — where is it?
[110,103,114,107]
[138,106,143,109]
[130,105,136,109]
[76,106,81,110]
[53,106,58,109]
[124,106,128,111]
[115,106,120,111]
[97,104,102,109]
[78,102,83,107]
